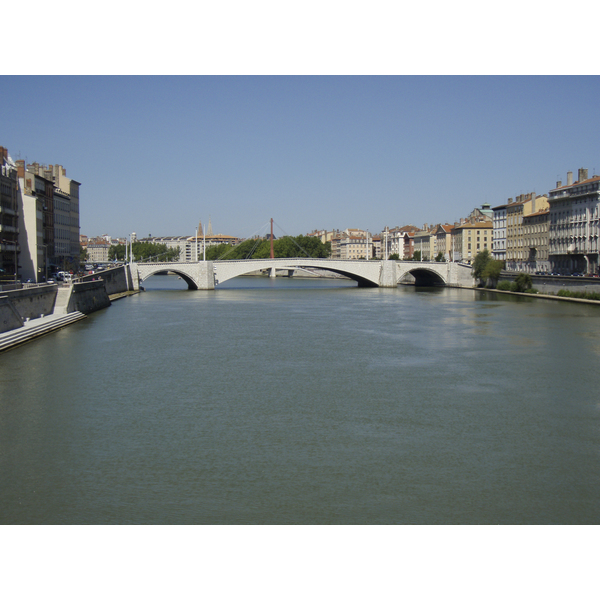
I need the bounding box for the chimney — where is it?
[567,171,573,186]
[16,159,25,178]
[578,168,588,182]
[556,180,562,188]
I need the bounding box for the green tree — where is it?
[204,235,331,260]
[109,242,180,262]
[80,245,88,262]
[388,253,400,261]
[412,250,421,261]
[482,259,504,287]
[514,272,532,292]
[435,252,445,262]
[471,249,491,283]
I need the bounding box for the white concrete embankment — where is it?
[0,312,87,353]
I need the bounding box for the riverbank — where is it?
[473,286,600,305]
[0,311,87,353]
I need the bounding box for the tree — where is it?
[388,253,400,261]
[471,249,491,283]
[109,242,180,262]
[412,250,421,262]
[482,259,504,287]
[204,235,331,261]
[514,272,532,292]
[80,245,88,262]
[435,252,445,262]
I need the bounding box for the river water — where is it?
[1,275,599,524]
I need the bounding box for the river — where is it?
[1,275,599,524]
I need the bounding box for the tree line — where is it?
[108,242,180,262]
[204,236,331,261]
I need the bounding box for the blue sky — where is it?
[1,75,599,239]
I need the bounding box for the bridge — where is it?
[130,259,473,290]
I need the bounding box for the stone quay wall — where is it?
[66,280,111,314]
[0,284,58,323]
[79,265,133,295]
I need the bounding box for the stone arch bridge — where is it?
[130,259,473,290]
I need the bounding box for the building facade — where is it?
[522,208,550,273]
[492,203,508,262]
[433,224,453,261]
[0,147,19,281]
[548,169,600,275]
[452,221,492,263]
[505,193,549,272]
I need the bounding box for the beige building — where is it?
[16,165,52,282]
[452,222,492,263]
[86,237,111,263]
[506,193,549,271]
[413,226,436,260]
[433,224,453,261]
[330,228,377,260]
[522,208,550,273]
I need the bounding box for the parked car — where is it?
[571,272,584,277]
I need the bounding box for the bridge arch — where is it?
[215,260,378,287]
[139,267,198,289]
[398,267,447,286]
[213,259,389,287]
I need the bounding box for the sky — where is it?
[2,3,598,593]
[2,2,599,242]
[2,75,599,241]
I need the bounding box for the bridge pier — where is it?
[269,267,276,278]
[196,261,216,289]
[378,260,398,287]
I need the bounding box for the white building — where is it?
[548,168,600,275]
[492,203,508,262]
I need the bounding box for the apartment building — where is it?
[330,228,376,259]
[452,221,492,263]
[412,226,435,260]
[383,225,419,259]
[548,168,600,275]
[0,147,19,281]
[433,224,453,260]
[522,208,550,273]
[492,203,508,262]
[505,193,549,272]
[15,160,81,279]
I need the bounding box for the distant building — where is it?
[86,237,111,263]
[433,224,453,261]
[329,228,378,259]
[382,225,419,259]
[452,221,492,263]
[548,168,600,275]
[141,220,243,262]
[413,227,434,261]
